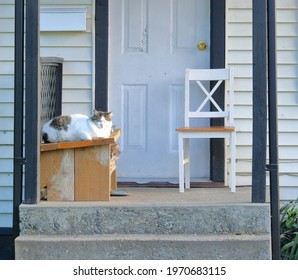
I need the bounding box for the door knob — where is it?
[197,41,207,51]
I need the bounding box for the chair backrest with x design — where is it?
[185,68,234,128]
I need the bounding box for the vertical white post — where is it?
[178,134,185,192]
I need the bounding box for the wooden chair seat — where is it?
[176,126,235,133]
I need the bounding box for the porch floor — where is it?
[108,186,271,205]
[42,186,270,206]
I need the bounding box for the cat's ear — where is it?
[106,112,113,120]
[93,109,104,117]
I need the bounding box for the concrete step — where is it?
[15,234,271,260]
[19,203,270,236]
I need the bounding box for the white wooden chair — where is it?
[176,68,236,193]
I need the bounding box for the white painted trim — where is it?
[40,8,87,32]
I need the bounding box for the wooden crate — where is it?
[40,129,121,201]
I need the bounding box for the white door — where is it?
[109,0,210,183]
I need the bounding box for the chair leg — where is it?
[184,138,190,189]
[230,133,236,192]
[178,134,185,192]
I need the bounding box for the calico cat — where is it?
[41,110,113,143]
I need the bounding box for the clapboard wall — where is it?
[226,0,298,199]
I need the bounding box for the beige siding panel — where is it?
[277,23,298,36]
[228,0,252,9]
[63,75,92,90]
[234,92,252,105]
[0,19,14,32]
[237,119,298,133]
[277,10,298,22]
[281,187,298,201]
[228,9,252,23]
[278,79,298,92]
[63,89,92,103]
[41,33,92,47]
[278,51,298,64]
[0,0,14,228]
[0,76,14,89]
[227,37,252,51]
[63,103,92,115]
[277,37,298,51]
[280,176,298,187]
[0,186,13,199]
[0,104,14,117]
[0,90,14,102]
[40,0,94,116]
[234,106,252,119]
[277,65,298,78]
[42,0,92,5]
[0,5,14,17]
[236,121,252,134]
[0,33,14,46]
[277,0,298,8]
[0,62,14,75]
[279,120,298,132]
[227,23,252,37]
[40,47,92,61]
[0,158,13,172]
[234,78,252,91]
[228,51,252,64]
[0,132,13,145]
[0,202,12,214]
[227,0,298,198]
[0,214,12,227]
[0,146,13,158]
[63,62,92,75]
[0,47,14,60]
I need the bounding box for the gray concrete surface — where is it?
[15,234,271,260]
[15,187,272,260]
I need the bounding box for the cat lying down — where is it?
[41,110,113,143]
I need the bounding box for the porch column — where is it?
[13,0,25,249]
[25,0,40,204]
[252,0,267,203]
[95,0,109,111]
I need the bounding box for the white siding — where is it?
[40,0,94,115]
[0,0,14,227]
[0,0,94,228]
[227,0,298,199]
